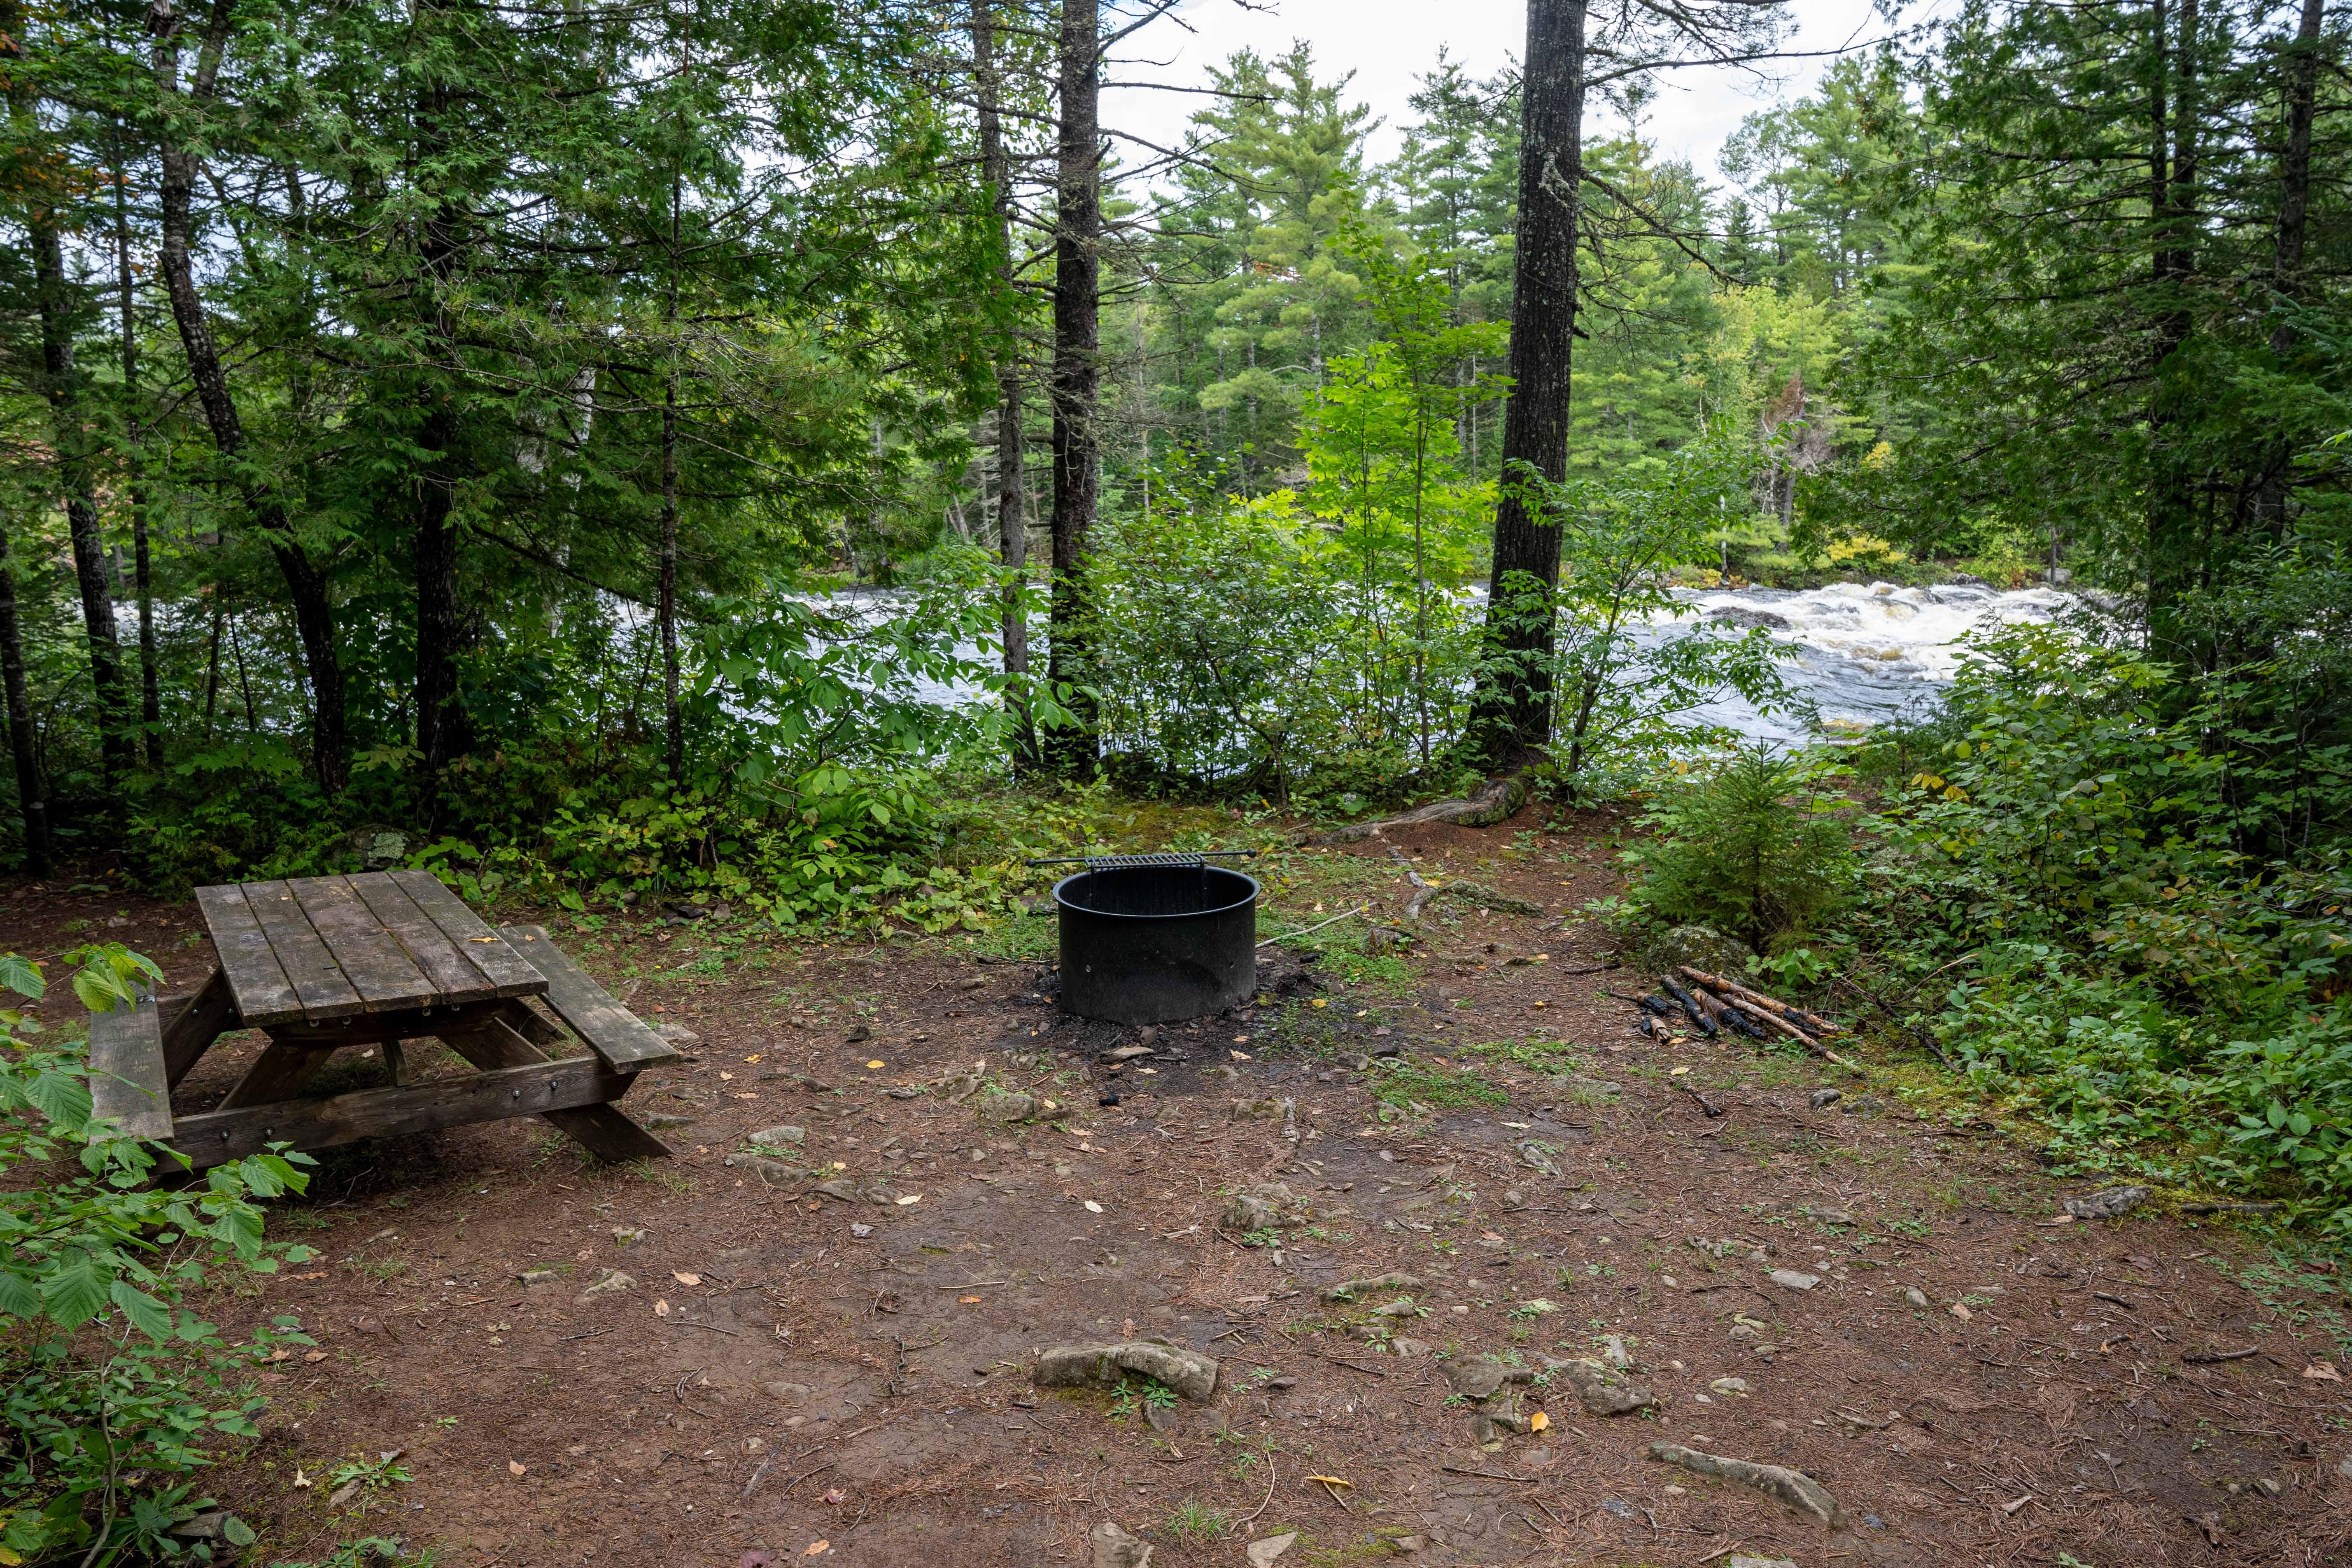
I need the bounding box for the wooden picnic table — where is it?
[85,869,678,1169]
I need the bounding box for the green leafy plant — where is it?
[0,944,316,1563]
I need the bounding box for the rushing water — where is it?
[811,578,2075,748]
[1655,579,2075,746]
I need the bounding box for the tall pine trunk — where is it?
[1044,0,1101,778]
[660,168,685,782]
[114,159,164,769]
[0,514,49,875]
[2144,0,2203,671]
[972,0,1035,767]
[149,0,349,793]
[1466,0,1587,766]
[2256,0,2326,530]
[30,217,135,793]
[411,54,472,779]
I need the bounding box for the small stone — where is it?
[1726,1559,1800,1568]
[844,1023,873,1044]
[721,1153,800,1186]
[641,1113,697,1129]
[1601,1334,1631,1368]
[656,1021,701,1045]
[611,1226,646,1245]
[1769,1269,1821,1291]
[1709,1376,1750,1396]
[517,1268,557,1286]
[1144,1400,1176,1432]
[1517,1142,1560,1176]
[1600,1498,1638,1520]
[762,1380,813,1399]
[2253,1477,2281,1497]
[1231,1097,1284,1121]
[1905,1287,1930,1309]
[1103,1045,1154,1063]
[1552,1357,1654,1415]
[1390,1335,1434,1358]
[2338,1456,2352,1479]
[1649,924,1755,974]
[748,1125,807,1148]
[1445,1356,1534,1401]
[1090,1522,1154,1568]
[2062,1185,2148,1219]
[1245,1532,1298,1568]
[977,1092,1042,1123]
[575,1267,636,1302]
[1809,1088,1842,1110]
[1221,1183,1308,1232]
[1391,1538,1424,1554]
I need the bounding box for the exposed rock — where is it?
[2062,1185,2148,1219]
[1246,1532,1298,1567]
[576,1267,636,1302]
[1709,1376,1751,1396]
[1231,1097,1286,1122]
[1648,925,1755,976]
[1090,1521,1154,1568]
[1809,1088,1843,1111]
[1322,1272,1423,1302]
[1552,1357,1654,1415]
[810,1178,896,1205]
[1102,1045,1154,1064]
[517,1268,557,1286]
[1444,1356,1533,1401]
[1726,1558,1800,1568]
[978,1092,1067,1123]
[1390,1335,1434,1358]
[1517,1142,1561,1176]
[1034,1340,1221,1402]
[1769,1270,1821,1291]
[655,1021,701,1045]
[844,1023,872,1043]
[641,1113,697,1130]
[1904,1287,1929,1309]
[748,1125,807,1149]
[721,1153,801,1187]
[1221,1183,1310,1232]
[1647,1442,1844,1527]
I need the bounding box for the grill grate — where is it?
[1025,848,1258,871]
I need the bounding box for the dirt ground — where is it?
[8,813,2351,1568]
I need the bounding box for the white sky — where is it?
[1103,0,1899,194]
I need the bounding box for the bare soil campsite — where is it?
[12,814,2346,1568]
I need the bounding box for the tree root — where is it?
[1308,769,1534,846]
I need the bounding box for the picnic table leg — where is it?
[160,968,238,1090]
[218,1039,339,1110]
[439,1015,673,1163]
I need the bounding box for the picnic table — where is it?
[84,869,678,1169]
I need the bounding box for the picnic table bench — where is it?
[85,869,678,1168]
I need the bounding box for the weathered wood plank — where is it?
[499,925,677,1072]
[260,1000,506,1050]
[389,871,543,997]
[167,1055,632,1168]
[287,876,436,1012]
[493,997,573,1052]
[240,880,366,1023]
[217,1041,339,1109]
[347,873,501,1006]
[161,968,237,1089]
[195,885,303,1027]
[440,1015,669,1162]
[88,993,174,1140]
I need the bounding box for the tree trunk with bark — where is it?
[2144,0,2204,672]
[114,160,165,769]
[1044,0,1101,778]
[972,0,1036,767]
[1464,0,1588,766]
[149,0,349,793]
[0,513,49,875]
[411,54,473,778]
[30,217,135,793]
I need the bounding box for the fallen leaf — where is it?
[1305,1475,1352,1488]
[1528,1411,1550,1431]
[672,1271,702,1286]
[821,1487,847,1505]
[1084,1201,1104,1214]
[896,1194,922,1206]
[865,1060,885,1070]
[744,1054,763,1064]
[2304,1361,2343,1382]
[508,1461,527,1476]
[2001,1493,2033,1515]
[293,1469,311,1489]
[1668,1065,1690,1076]
[1231,1049,1252,1060]
[1950,1301,1972,1321]
[959,1295,982,1303]
[802,1543,830,1557]
[653,1299,671,1317]
[719,1070,734,1081]
[303,1350,328,1363]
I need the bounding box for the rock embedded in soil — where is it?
[576,1268,636,1302]
[1769,1269,1822,1291]
[1727,1558,1800,1568]
[2063,1185,2149,1219]
[748,1124,807,1148]
[1905,1286,1929,1308]
[1033,1340,1221,1402]
[1245,1533,1298,1567]
[1646,1441,1844,1527]
[1550,1357,1655,1415]
[1089,1521,1154,1568]
[1809,1088,1842,1110]
[1648,924,1755,974]
[1322,1272,1424,1302]
[655,1021,701,1045]
[721,1153,800,1186]
[1221,1183,1310,1232]
[1444,1355,1534,1402]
